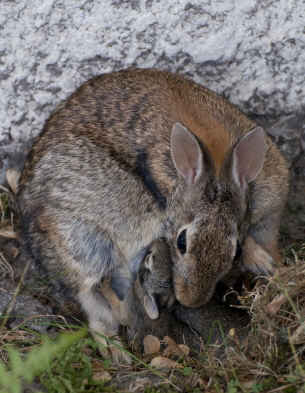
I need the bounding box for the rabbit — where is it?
[101,238,189,352]
[103,238,249,355]
[99,239,174,361]
[16,68,288,362]
[105,239,175,323]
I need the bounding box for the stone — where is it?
[0,285,53,333]
[266,113,305,166]
[0,0,304,144]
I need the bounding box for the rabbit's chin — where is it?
[173,274,214,308]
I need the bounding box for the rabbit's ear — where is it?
[143,294,159,320]
[171,122,204,186]
[231,127,267,191]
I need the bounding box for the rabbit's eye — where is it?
[177,229,187,255]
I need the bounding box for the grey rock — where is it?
[0,286,53,333]
[283,153,305,242]
[0,0,304,143]
[266,112,305,165]
[253,113,305,241]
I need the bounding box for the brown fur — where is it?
[17,68,288,361]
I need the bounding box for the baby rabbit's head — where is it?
[137,239,175,319]
[167,122,267,308]
[111,239,175,320]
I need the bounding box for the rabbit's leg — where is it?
[78,282,132,364]
[243,143,289,276]
[56,218,132,363]
[243,212,283,275]
[243,236,274,275]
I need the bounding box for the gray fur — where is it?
[68,220,114,277]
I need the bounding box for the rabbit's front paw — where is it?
[242,236,275,275]
[95,335,132,365]
[108,339,132,365]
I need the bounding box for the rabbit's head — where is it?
[167,122,267,307]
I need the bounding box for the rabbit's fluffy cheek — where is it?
[172,233,238,307]
[172,255,212,307]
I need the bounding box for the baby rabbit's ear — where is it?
[143,294,159,320]
[111,247,150,300]
[170,122,204,186]
[231,127,267,191]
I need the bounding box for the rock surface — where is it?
[0,285,53,333]
[0,0,304,144]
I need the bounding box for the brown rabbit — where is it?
[17,68,288,361]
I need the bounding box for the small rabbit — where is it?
[17,68,288,362]
[99,239,175,361]
[103,238,249,355]
[104,239,175,323]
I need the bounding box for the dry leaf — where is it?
[92,370,112,382]
[266,294,287,315]
[143,335,160,355]
[163,336,176,347]
[187,372,206,388]
[150,356,182,370]
[229,328,235,337]
[128,377,152,392]
[11,246,19,259]
[290,321,305,344]
[178,344,190,356]
[163,336,187,357]
[6,169,20,194]
[0,226,17,239]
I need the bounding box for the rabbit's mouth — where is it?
[173,270,214,308]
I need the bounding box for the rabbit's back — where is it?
[20,68,256,195]
[18,69,256,266]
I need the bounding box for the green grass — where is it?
[0,329,87,393]
[0,250,304,392]
[39,335,115,393]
